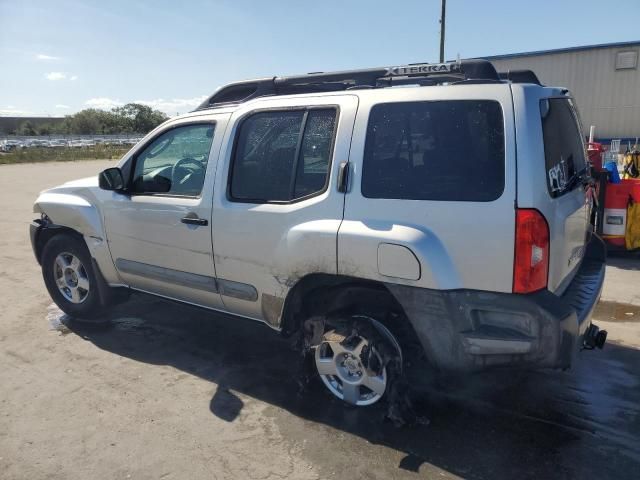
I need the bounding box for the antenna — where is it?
[439,0,447,62]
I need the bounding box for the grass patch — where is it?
[0,145,130,165]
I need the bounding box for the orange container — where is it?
[602,179,640,248]
[603,180,636,247]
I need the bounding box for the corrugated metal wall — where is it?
[488,44,640,140]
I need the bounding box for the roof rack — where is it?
[196,59,499,110]
[498,69,542,85]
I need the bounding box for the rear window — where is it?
[540,98,587,197]
[361,100,505,201]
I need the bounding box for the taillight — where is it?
[513,209,549,294]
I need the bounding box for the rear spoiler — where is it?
[498,70,542,85]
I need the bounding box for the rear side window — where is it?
[230,108,337,202]
[540,98,587,197]
[362,100,505,201]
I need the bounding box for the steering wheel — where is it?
[171,157,205,188]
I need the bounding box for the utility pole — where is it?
[439,0,446,62]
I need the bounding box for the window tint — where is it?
[230,109,336,202]
[540,98,587,197]
[131,123,214,196]
[361,101,505,201]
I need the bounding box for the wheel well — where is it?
[34,222,84,264]
[280,273,408,337]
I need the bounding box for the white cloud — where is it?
[36,54,60,61]
[0,106,32,116]
[132,95,207,114]
[44,72,78,81]
[84,97,124,109]
[45,72,67,81]
[55,104,70,109]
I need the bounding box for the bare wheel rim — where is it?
[314,319,397,406]
[53,252,90,304]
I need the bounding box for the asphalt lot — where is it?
[1,160,639,480]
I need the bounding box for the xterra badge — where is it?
[385,63,459,76]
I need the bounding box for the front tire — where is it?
[41,234,106,320]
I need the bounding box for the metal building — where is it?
[482,41,640,141]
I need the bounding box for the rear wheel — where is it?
[41,234,106,321]
[314,316,402,406]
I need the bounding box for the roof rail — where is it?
[498,70,542,85]
[196,59,499,110]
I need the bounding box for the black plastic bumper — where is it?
[29,219,44,264]
[387,234,606,372]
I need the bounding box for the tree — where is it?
[113,103,168,133]
[6,104,169,137]
[92,109,122,134]
[37,123,53,135]
[69,109,102,135]
[55,117,74,135]
[18,121,37,136]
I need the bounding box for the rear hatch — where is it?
[512,86,590,294]
[542,96,591,293]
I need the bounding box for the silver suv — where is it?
[30,60,607,407]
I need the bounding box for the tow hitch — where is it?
[583,323,608,350]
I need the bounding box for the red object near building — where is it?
[588,142,605,171]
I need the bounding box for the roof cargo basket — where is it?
[498,70,542,85]
[196,59,500,110]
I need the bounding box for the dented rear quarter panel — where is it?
[339,84,518,293]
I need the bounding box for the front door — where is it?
[104,117,228,309]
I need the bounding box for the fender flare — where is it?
[30,218,117,307]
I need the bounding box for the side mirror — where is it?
[99,167,125,191]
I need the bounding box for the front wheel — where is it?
[314,316,402,406]
[41,234,106,320]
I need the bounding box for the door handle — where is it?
[337,161,349,193]
[181,215,208,226]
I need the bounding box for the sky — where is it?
[1,0,639,117]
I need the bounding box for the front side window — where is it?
[540,98,587,197]
[230,108,337,202]
[362,100,505,201]
[131,123,215,196]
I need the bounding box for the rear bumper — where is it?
[387,234,606,372]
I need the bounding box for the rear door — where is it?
[211,95,358,327]
[339,85,517,292]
